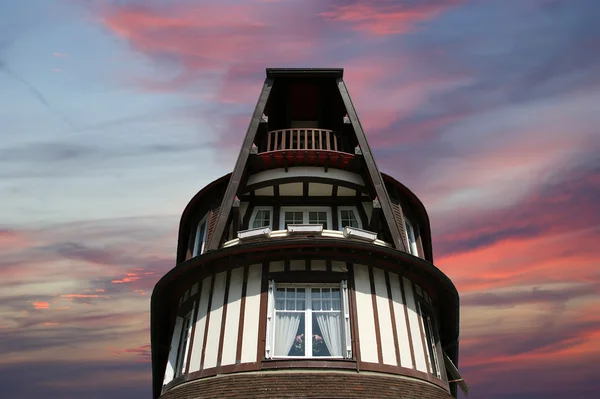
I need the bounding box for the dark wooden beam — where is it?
[369,198,382,232]
[207,78,274,251]
[337,78,406,252]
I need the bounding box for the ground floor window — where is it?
[266,281,352,359]
[418,302,441,378]
[174,311,193,377]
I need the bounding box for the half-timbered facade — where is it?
[151,68,468,398]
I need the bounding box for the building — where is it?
[151,68,468,398]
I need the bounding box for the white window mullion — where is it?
[341,280,352,359]
[306,288,313,357]
[266,280,275,359]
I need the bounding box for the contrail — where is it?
[0,60,76,130]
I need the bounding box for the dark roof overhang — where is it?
[151,238,460,398]
[266,68,344,79]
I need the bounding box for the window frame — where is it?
[404,218,419,256]
[279,206,332,230]
[266,280,352,360]
[174,311,193,377]
[192,215,208,256]
[249,206,274,229]
[337,206,362,230]
[417,301,442,379]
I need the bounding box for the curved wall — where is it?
[161,260,448,397]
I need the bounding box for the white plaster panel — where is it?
[332,261,347,272]
[188,276,212,372]
[254,186,274,196]
[269,261,284,272]
[311,260,327,271]
[220,267,244,366]
[203,272,227,369]
[309,183,332,196]
[163,316,183,385]
[354,264,378,363]
[337,187,356,196]
[389,273,413,369]
[247,167,364,187]
[289,260,305,271]
[241,264,262,363]
[279,182,303,196]
[373,268,397,366]
[403,277,427,372]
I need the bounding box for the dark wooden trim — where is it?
[303,181,309,197]
[256,263,269,361]
[332,184,338,197]
[305,259,311,271]
[176,362,260,388]
[358,362,449,391]
[199,274,215,370]
[368,266,383,364]
[337,78,406,251]
[242,204,254,231]
[416,224,425,259]
[400,277,416,369]
[239,195,364,206]
[385,271,402,368]
[267,271,348,283]
[177,297,196,317]
[272,205,280,230]
[262,359,357,370]
[326,259,332,272]
[235,265,249,363]
[413,282,432,375]
[332,204,339,231]
[284,259,290,273]
[273,184,280,197]
[244,176,366,195]
[207,78,274,251]
[347,263,360,369]
[216,270,232,367]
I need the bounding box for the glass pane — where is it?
[322,300,331,310]
[276,288,286,299]
[312,313,339,357]
[286,300,295,310]
[332,299,341,311]
[323,289,331,298]
[331,289,340,299]
[297,299,305,310]
[276,299,285,310]
[297,288,305,298]
[312,300,321,310]
[274,312,305,357]
[312,288,321,299]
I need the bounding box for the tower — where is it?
[151,68,468,398]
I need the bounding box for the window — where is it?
[280,207,332,230]
[338,206,362,230]
[266,281,352,359]
[249,206,273,229]
[192,216,208,256]
[404,218,419,256]
[418,303,441,378]
[174,312,193,377]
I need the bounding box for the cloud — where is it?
[33,302,50,309]
[320,0,463,35]
[52,52,68,58]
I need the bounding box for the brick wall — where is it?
[161,370,454,399]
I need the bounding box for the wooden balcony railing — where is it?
[263,128,341,153]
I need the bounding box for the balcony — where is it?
[255,128,356,169]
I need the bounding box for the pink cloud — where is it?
[52,52,68,58]
[33,302,50,309]
[320,0,463,35]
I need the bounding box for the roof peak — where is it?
[266,68,344,78]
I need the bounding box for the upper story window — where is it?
[174,311,193,377]
[266,281,352,359]
[250,206,273,229]
[280,207,332,230]
[418,302,441,378]
[404,218,419,256]
[192,216,208,256]
[338,206,362,229]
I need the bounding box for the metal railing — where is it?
[263,128,340,152]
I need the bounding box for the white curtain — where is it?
[274,312,301,356]
[316,313,342,357]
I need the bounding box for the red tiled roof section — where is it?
[160,371,454,399]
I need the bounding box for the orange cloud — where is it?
[61,294,109,299]
[43,322,60,326]
[320,0,463,35]
[33,302,50,309]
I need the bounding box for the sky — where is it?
[1,0,599,398]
